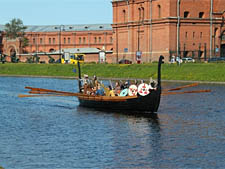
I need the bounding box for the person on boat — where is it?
[83,74,90,85]
[96,84,104,96]
[150,80,157,90]
[121,81,129,90]
[114,82,121,96]
[83,82,88,94]
[108,86,115,97]
[89,75,97,89]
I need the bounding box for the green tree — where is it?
[4,18,27,39]
[5,18,29,53]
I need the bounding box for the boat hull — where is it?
[78,90,161,113]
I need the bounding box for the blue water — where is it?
[0,77,225,169]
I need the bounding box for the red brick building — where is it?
[0,24,113,63]
[112,0,225,62]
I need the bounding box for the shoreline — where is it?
[1,74,225,85]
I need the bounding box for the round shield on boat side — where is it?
[128,85,138,96]
[138,83,150,96]
[119,89,128,97]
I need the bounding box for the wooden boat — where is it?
[76,56,164,112]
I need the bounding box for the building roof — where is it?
[61,48,101,54]
[58,48,112,54]
[0,24,112,32]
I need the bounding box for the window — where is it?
[94,37,97,43]
[158,5,161,18]
[184,11,189,18]
[64,38,66,44]
[40,38,43,44]
[185,32,188,39]
[110,37,113,43]
[200,32,203,38]
[142,7,145,20]
[138,8,141,21]
[193,32,195,38]
[199,12,204,18]
[53,38,55,44]
[83,37,86,44]
[33,38,36,44]
[99,37,101,43]
[214,28,218,36]
[68,38,70,44]
[79,37,82,44]
[49,38,51,44]
[123,10,126,23]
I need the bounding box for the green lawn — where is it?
[0,62,225,82]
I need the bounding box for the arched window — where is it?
[200,32,203,38]
[199,12,204,18]
[138,8,141,21]
[185,32,188,39]
[141,7,145,21]
[158,5,161,18]
[184,11,189,18]
[123,10,126,23]
[53,38,55,44]
[214,28,218,37]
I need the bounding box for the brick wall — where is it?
[112,0,225,62]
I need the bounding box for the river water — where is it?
[0,77,225,169]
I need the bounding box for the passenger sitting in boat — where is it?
[83,82,88,94]
[121,81,129,90]
[96,84,104,96]
[89,75,97,88]
[114,82,121,96]
[83,74,90,85]
[108,86,115,97]
[150,80,157,90]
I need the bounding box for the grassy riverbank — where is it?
[0,62,225,82]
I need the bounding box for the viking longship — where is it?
[76,56,164,112]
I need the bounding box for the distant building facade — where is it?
[112,0,225,62]
[0,24,113,63]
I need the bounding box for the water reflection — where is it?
[77,106,162,168]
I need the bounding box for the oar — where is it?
[29,91,53,94]
[162,89,211,96]
[18,92,84,98]
[163,83,199,92]
[25,86,78,95]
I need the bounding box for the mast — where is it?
[157,55,164,91]
[77,61,82,92]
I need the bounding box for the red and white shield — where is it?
[138,83,150,96]
[128,85,138,96]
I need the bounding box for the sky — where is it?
[0,0,113,26]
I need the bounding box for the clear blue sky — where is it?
[0,0,112,25]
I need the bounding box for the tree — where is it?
[4,18,27,39]
[4,18,29,54]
